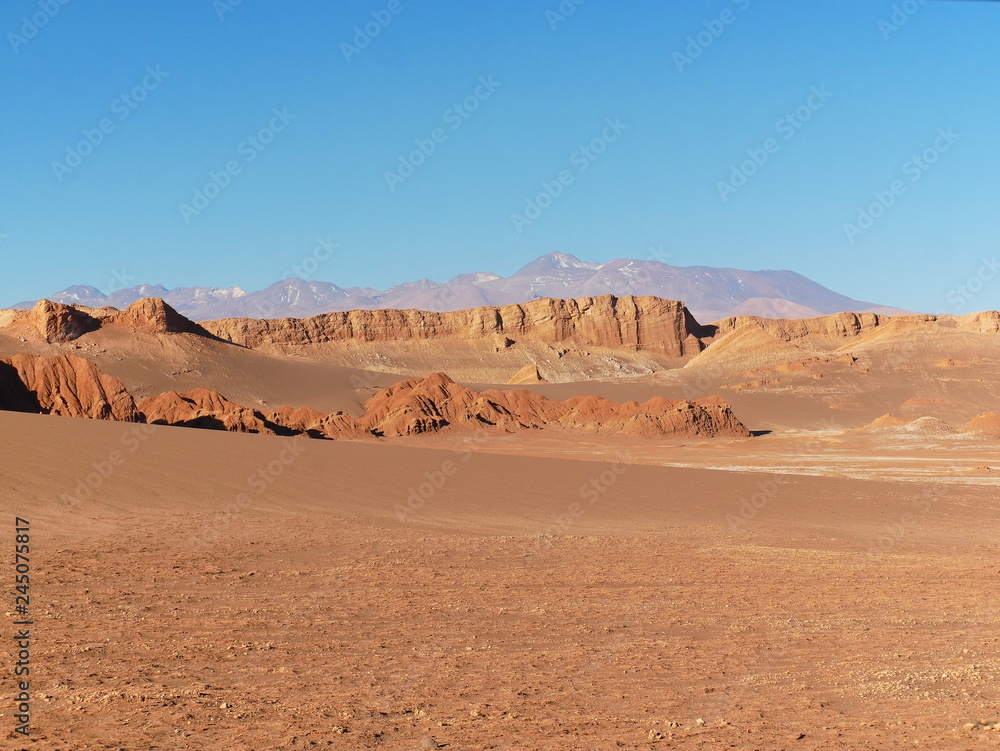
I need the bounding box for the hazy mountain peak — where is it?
[514,252,603,276]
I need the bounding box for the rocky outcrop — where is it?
[0,297,207,342]
[859,414,958,435]
[708,311,893,342]
[127,372,751,440]
[201,295,707,357]
[957,310,1000,334]
[138,388,295,434]
[356,372,751,438]
[861,414,908,430]
[28,300,99,343]
[708,309,1000,343]
[0,353,139,421]
[101,298,207,335]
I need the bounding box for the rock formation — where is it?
[0,297,206,342]
[138,388,295,435]
[354,372,751,439]
[0,353,139,421]
[962,412,1000,438]
[28,300,99,343]
[859,414,958,435]
[200,295,707,357]
[101,298,208,335]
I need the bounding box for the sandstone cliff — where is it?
[200,295,707,357]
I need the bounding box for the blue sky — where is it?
[2,0,998,313]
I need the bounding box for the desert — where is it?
[6,3,999,748]
[3,290,1000,750]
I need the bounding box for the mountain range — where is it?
[13,252,901,322]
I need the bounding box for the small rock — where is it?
[421,738,441,749]
[695,718,706,727]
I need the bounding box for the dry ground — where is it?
[3,412,1000,749]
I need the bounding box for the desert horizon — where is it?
[5,1,1000,748]
[4,289,1000,749]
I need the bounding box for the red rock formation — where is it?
[132,372,750,440]
[1,353,139,421]
[28,300,99,342]
[200,295,707,357]
[357,372,751,439]
[138,388,289,434]
[101,298,206,335]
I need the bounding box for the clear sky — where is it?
[2,0,998,313]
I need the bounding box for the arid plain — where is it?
[3,294,1000,750]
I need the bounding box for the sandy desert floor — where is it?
[4,411,1000,749]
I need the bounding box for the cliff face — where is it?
[0,353,140,421]
[708,312,893,342]
[707,309,1000,343]
[200,295,707,357]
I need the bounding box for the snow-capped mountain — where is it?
[12,252,898,322]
